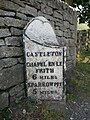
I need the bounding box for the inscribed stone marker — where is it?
[23,16,65,100]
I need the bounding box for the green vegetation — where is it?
[73,0,90,27]
[67,47,90,102]
[0,99,64,120]
[0,107,12,120]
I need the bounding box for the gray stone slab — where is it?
[5,36,22,46]
[0,9,15,16]
[41,4,53,15]
[0,46,23,58]
[24,16,58,46]
[0,58,18,70]
[0,64,24,90]
[0,17,5,26]
[10,27,23,36]
[16,12,27,20]
[23,16,66,101]
[9,83,24,96]
[0,29,11,38]
[0,39,5,46]
[4,17,27,28]
[53,11,63,20]
[19,5,37,16]
[0,0,20,11]
[0,92,9,109]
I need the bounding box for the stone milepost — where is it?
[23,16,66,100]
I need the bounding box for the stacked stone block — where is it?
[0,0,77,109]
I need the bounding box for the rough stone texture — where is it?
[9,83,24,96]
[4,17,27,28]
[0,92,9,109]
[53,11,63,20]
[24,0,41,10]
[5,36,22,46]
[11,0,25,7]
[41,4,53,15]
[0,64,24,90]
[55,21,63,27]
[10,27,23,36]
[0,17,5,26]
[0,58,18,70]
[0,9,15,16]
[10,89,25,103]
[19,5,37,16]
[24,20,65,100]
[0,0,77,109]
[0,39,5,46]
[0,0,20,11]
[63,21,69,29]
[55,29,63,37]
[16,12,27,20]
[17,57,24,63]
[0,29,11,38]
[0,46,23,58]
[47,0,59,9]
[24,16,58,45]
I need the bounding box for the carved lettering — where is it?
[36,68,54,73]
[26,51,62,57]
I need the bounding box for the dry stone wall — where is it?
[0,0,77,109]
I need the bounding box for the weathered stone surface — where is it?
[24,16,58,45]
[23,16,66,100]
[0,9,15,16]
[9,83,24,96]
[0,92,9,109]
[55,30,63,37]
[48,0,58,9]
[63,31,68,38]
[68,15,73,24]
[0,39,5,46]
[55,26,59,30]
[53,11,63,20]
[63,21,69,29]
[10,27,23,36]
[55,21,63,27]
[16,12,27,20]
[0,0,20,11]
[24,0,41,10]
[0,17,5,26]
[63,12,73,23]
[5,37,22,46]
[38,12,55,22]
[4,17,27,28]
[63,3,69,10]
[71,32,75,38]
[57,36,66,45]
[36,0,42,3]
[0,58,17,70]
[10,89,25,103]
[38,11,44,16]
[41,4,53,15]
[17,57,24,63]
[11,0,25,7]
[68,39,75,46]
[0,29,11,38]
[70,24,75,31]
[0,64,24,90]
[67,29,72,38]
[19,5,37,16]
[0,46,23,58]
[56,10,63,15]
